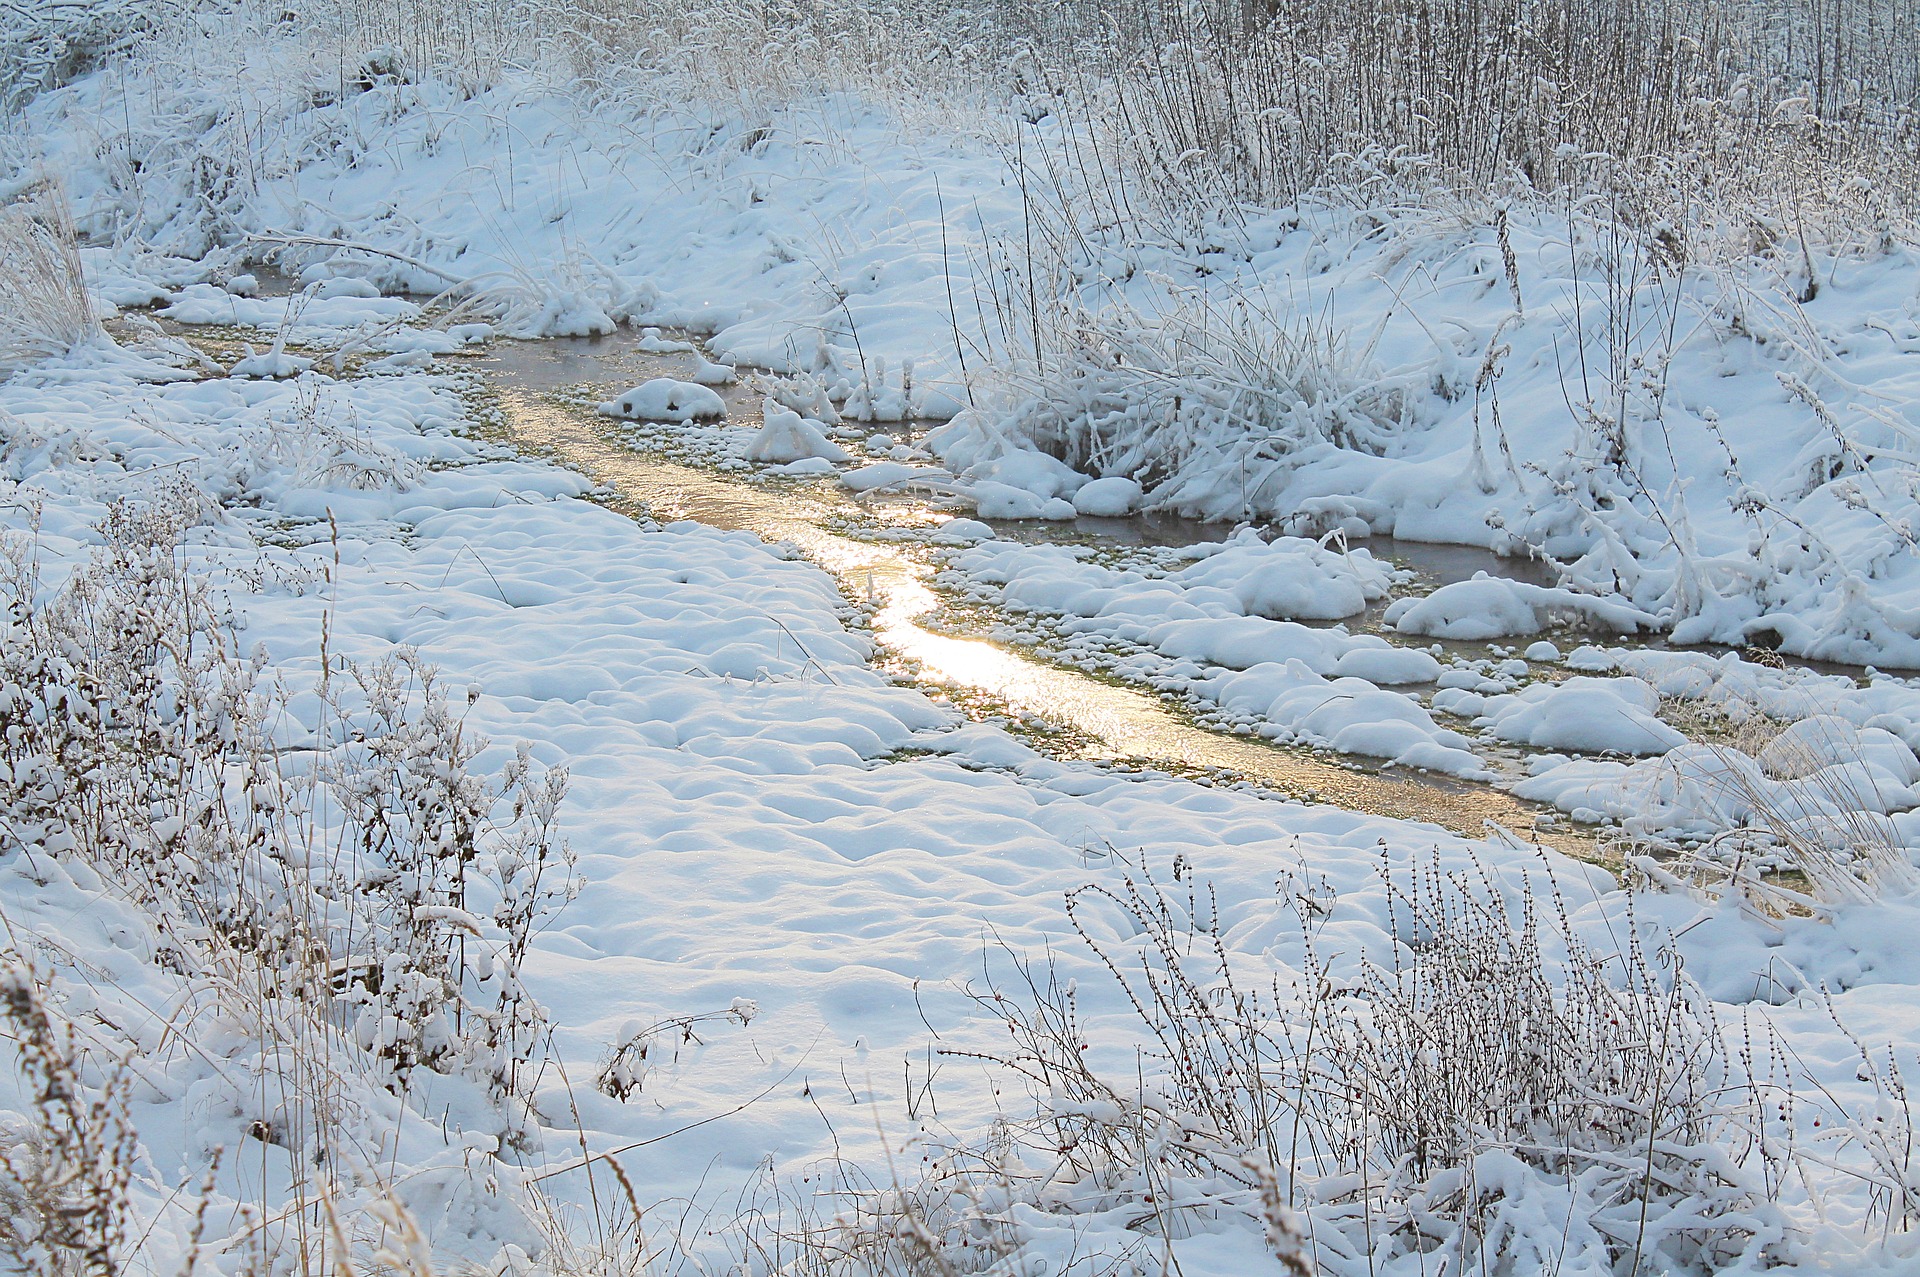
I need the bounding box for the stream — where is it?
[472,331,1597,859]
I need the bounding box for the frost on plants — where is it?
[8,0,1920,1273]
[0,188,99,376]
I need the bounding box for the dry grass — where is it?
[993,0,1920,232]
[1624,714,1920,912]
[0,186,97,377]
[0,953,138,1277]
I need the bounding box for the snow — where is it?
[971,479,1077,519]
[950,530,1398,628]
[742,403,848,464]
[838,459,952,492]
[1171,528,1398,620]
[1387,574,1660,639]
[159,282,420,332]
[25,34,1920,667]
[8,13,1920,1271]
[1211,660,1488,774]
[597,377,727,422]
[929,516,994,543]
[633,327,696,353]
[967,448,1087,500]
[0,298,1909,1277]
[689,355,737,384]
[1518,735,1915,837]
[1072,475,1144,515]
[930,536,1474,769]
[1475,675,1688,755]
[227,343,314,378]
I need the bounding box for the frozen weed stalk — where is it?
[0,952,138,1277]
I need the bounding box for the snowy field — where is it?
[5,0,1920,1273]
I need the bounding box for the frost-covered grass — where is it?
[0,186,99,374]
[11,0,1920,1272]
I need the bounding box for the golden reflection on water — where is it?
[494,388,1596,860]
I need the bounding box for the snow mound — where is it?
[634,327,696,353]
[745,404,848,464]
[1387,574,1659,640]
[840,461,954,493]
[930,518,995,544]
[972,481,1076,519]
[228,346,313,378]
[1477,676,1685,755]
[598,378,726,422]
[1332,645,1444,684]
[967,449,1087,501]
[1211,659,1487,775]
[1072,476,1143,516]
[314,276,381,299]
[691,357,737,385]
[765,456,838,476]
[1169,530,1396,621]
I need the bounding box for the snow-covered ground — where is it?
[5,334,1918,1272]
[15,11,1920,670]
[6,4,1920,1272]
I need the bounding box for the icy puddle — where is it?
[481,354,1593,859]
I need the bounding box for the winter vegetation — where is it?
[5,0,1920,1273]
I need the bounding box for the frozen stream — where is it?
[474,333,1597,859]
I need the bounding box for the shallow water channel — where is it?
[473,332,1598,860]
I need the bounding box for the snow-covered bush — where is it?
[324,650,576,1108]
[0,0,181,115]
